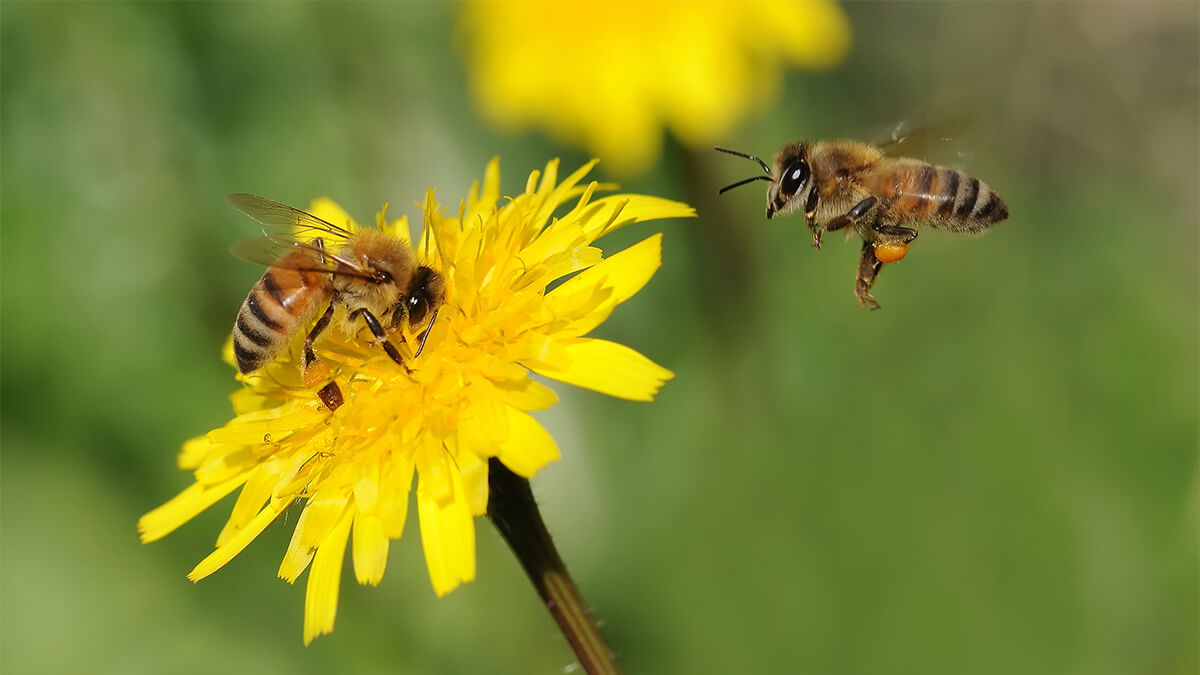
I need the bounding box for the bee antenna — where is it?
[717,175,773,195]
[714,147,772,176]
[413,307,439,359]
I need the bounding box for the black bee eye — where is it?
[780,158,810,196]
[376,270,394,284]
[407,293,429,325]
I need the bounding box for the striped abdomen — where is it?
[883,162,1008,233]
[233,250,332,374]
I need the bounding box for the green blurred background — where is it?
[3,2,1196,674]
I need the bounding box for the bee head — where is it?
[765,142,814,220]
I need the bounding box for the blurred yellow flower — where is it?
[459,0,851,175]
[139,159,694,644]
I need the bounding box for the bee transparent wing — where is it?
[229,236,377,281]
[225,193,356,242]
[873,112,974,163]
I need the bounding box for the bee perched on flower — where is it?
[458,0,852,175]
[140,159,695,645]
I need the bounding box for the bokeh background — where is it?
[3,2,1197,674]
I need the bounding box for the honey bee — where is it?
[226,194,445,410]
[715,135,1007,309]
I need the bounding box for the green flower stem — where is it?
[486,458,621,675]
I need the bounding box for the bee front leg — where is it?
[815,196,877,250]
[855,239,884,310]
[350,308,410,373]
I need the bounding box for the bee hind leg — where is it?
[304,302,337,370]
[303,302,344,411]
[855,239,884,310]
[815,196,877,250]
[874,224,918,243]
[350,308,411,373]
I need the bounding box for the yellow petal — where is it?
[206,402,319,446]
[188,497,291,582]
[216,463,280,547]
[511,331,572,371]
[544,234,662,336]
[138,475,247,543]
[278,505,316,584]
[177,436,212,469]
[352,512,388,586]
[456,450,490,516]
[495,376,559,412]
[298,486,354,550]
[379,456,415,538]
[496,408,560,478]
[530,159,600,228]
[417,452,476,597]
[303,504,354,645]
[584,195,695,239]
[530,338,674,402]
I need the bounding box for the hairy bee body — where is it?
[780,140,1008,237]
[225,194,446,410]
[717,135,1007,309]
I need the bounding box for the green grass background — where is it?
[2,3,1196,674]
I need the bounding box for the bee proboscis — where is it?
[716,135,1008,309]
[227,194,446,409]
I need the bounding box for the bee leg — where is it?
[874,224,919,244]
[815,196,877,250]
[350,308,411,373]
[387,300,408,332]
[855,239,883,310]
[303,301,337,370]
[302,301,344,411]
[804,188,821,245]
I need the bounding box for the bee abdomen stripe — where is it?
[938,170,960,218]
[955,176,980,219]
[235,313,273,347]
[261,271,287,305]
[246,293,283,330]
[233,340,267,373]
[973,188,1006,222]
[917,165,936,196]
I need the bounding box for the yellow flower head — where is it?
[140,159,694,644]
[459,0,852,175]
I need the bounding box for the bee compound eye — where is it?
[407,293,428,324]
[780,159,810,196]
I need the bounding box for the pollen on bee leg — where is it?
[303,361,332,389]
[874,241,909,263]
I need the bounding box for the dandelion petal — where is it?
[532,339,674,402]
[138,475,246,543]
[303,506,354,645]
[352,512,389,586]
[497,409,561,478]
[188,497,290,582]
[417,463,476,597]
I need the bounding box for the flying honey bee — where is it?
[715,132,1007,309]
[226,194,445,410]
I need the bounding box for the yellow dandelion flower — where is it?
[458,0,852,175]
[140,158,694,644]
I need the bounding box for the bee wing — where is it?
[229,236,377,281]
[874,112,974,163]
[225,193,356,242]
